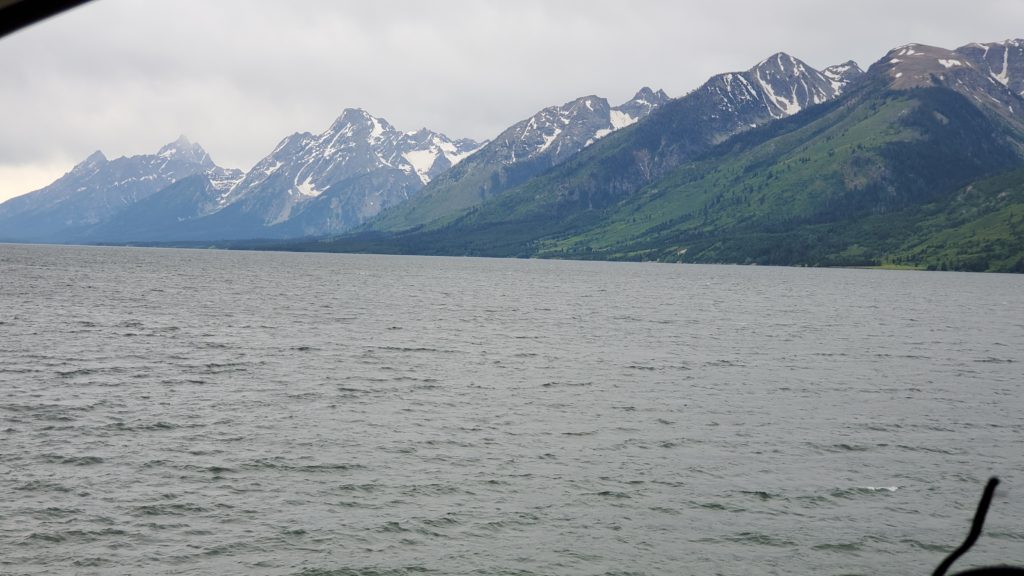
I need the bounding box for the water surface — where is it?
[1,244,1022,575]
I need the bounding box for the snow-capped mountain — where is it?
[0,136,241,242]
[372,54,866,232]
[214,108,482,231]
[0,111,483,243]
[24,42,1024,248]
[614,86,672,123]
[869,42,1024,129]
[698,53,863,125]
[485,88,671,165]
[370,88,671,230]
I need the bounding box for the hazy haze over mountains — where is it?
[0,137,241,242]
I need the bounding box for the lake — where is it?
[1,244,1022,575]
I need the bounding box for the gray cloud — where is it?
[2,0,1023,201]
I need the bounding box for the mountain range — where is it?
[0,137,242,242]
[368,88,671,231]
[0,88,667,243]
[301,39,1024,272]
[368,53,864,235]
[2,39,1023,271]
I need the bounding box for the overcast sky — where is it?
[1,0,1022,202]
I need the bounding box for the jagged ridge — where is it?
[0,136,240,242]
[369,87,672,231]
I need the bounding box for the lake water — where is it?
[1,244,1022,575]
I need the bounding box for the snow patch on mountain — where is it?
[995,46,1011,85]
[402,149,440,183]
[295,177,319,197]
[609,110,637,130]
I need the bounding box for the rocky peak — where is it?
[0,134,236,239]
[823,60,865,91]
[328,108,398,144]
[490,95,608,164]
[632,86,671,105]
[956,39,1024,96]
[84,149,107,163]
[475,86,674,169]
[160,134,192,151]
[752,52,828,82]
[565,95,612,117]
[402,127,443,147]
[72,150,108,173]
[873,43,977,90]
[616,87,671,119]
[217,106,482,226]
[333,107,374,125]
[746,52,838,117]
[157,135,214,168]
[868,42,1024,127]
[398,127,483,184]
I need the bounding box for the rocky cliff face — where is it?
[957,39,1024,96]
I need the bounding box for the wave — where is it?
[830,486,900,499]
[900,538,949,552]
[38,453,104,466]
[55,366,128,378]
[242,459,366,473]
[695,501,747,513]
[296,567,439,576]
[724,531,798,547]
[738,490,784,501]
[897,444,964,455]
[540,380,593,388]
[806,442,876,453]
[371,345,459,354]
[131,502,209,516]
[591,490,631,499]
[974,356,1014,363]
[335,483,380,493]
[103,420,193,432]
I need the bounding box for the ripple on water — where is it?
[2,245,1023,575]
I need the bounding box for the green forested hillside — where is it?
[297,83,1024,272]
[887,169,1024,272]
[530,86,1024,270]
